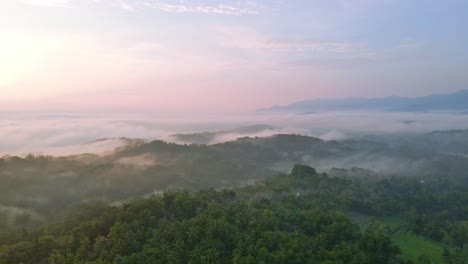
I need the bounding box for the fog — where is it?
[2,111,468,156]
[2,110,468,234]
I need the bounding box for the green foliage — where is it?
[0,185,407,264]
[1,131,467,264]
[290,164,318,178]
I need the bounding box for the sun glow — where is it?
[0,34,114,100]
[0,35,53,88]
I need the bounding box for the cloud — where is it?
[224,38,359,53]
[111,0,134,10]
[398,40,422,49]
[18,0,261,14]
[101,0,261,15]
[214,26,370,54]
[20,0,70,7]
[211,26,376,72]
[144,1,260,15]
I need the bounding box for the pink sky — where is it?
[1,0,467,113]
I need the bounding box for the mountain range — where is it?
[260,90,468,113]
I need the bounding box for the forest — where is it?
[1,132,468,263]
[1,160,467,263]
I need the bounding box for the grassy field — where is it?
[347,212,447,264]
[392,231,445,263]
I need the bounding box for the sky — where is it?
[1,0,467,113]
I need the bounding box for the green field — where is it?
[347,213,447,264]
[392,231,445,263]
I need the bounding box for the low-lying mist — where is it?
[2,111,468,156]
[2,111,468,233]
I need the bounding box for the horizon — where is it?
[1,0,468,113]
[1,89,467,116]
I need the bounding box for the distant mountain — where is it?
[260,90,468,113]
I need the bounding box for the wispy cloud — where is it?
[398,40,422,49]
[101,0,261,15]
[143,1,260,15]
[111,0,135,10]
[215,26,369,54]
[20,0,70,7]
[224,38,360,53]
[19,0,261,14]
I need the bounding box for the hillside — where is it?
[2,132,468,234]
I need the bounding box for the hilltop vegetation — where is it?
[0,132,467,263]
[1,164,467,263]
[1,133,468,230]
[0,166,414,263]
